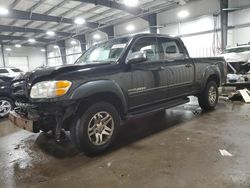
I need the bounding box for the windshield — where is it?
[75,37,130,64]
[223,47,250,53]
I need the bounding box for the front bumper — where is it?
[9,111,39,133]
[12,100,79,133]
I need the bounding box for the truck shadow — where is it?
[35,103,207,158]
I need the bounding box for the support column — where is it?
[0,44,6,67]
[45,45,49,66]
[75,34,86,52]
[144,13,157,34]
[100,26,114,39]
[58,40,67,65]
[220,0,228,50]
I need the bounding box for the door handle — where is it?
[185,64,191,68]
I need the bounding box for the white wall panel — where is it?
[2,46,46,71]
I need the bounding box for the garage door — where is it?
[8,56,29,72]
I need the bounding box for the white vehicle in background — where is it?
[0,67,23,78]
[220,45,250,74]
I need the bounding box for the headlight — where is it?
[30,80,72,98]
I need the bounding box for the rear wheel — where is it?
[198,81,218,111]
[0,97,14,117]
[70,102,120,154]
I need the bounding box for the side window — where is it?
[129,37,159,61]
[157,37,186,61]
[0,69,9,73]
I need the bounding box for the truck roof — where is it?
[117,33,177,40]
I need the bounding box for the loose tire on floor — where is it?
[0,97,14,118]
[198,81,219,111]
[70,102,121,154]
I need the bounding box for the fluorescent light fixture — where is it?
[5,47,11,51]
[15,44,22,48]
[41,48,46,52]
[93,34,101,40]
[28,38,36,43]
[70,40,77,45]
[46,30,55,36]
[0,7,9,15]
[123,0,138,7]
[74,17,85,25]
[126,24,135,32]
[53,45,59,49]
[177,10,189,19]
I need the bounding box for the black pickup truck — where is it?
[9,34,227,154]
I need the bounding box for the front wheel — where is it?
[0,97,14,117]
[198,81,219,111]
[70,102,120,154]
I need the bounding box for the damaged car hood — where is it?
[220,52,250,63]
[13,63,112,84]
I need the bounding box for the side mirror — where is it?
[127,51,147,64]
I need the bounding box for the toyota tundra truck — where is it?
[9,34,227,154]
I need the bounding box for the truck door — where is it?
[127,36,167,109]
[156,37,195,99]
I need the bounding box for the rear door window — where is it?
[157,37,187,61]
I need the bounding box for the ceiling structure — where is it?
[0,0,191,46]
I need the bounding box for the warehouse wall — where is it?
[158,0,250,57]
[0,45,46,71]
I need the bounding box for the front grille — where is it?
[11,80,29,102]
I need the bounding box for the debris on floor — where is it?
[219,149,233,157]
[229,88,250,103]
[107,162,112,167]
[238,89,250,103]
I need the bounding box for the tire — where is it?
[198,81,218,111]
[70,102,121,154]
[0,97,14,118]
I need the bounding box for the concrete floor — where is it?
[0,98,250,188]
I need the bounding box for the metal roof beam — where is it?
[73,0,143,15]
[0,35,50,43]
[0,25,73,37]
[1,9,100,28]
[8,0,22,8]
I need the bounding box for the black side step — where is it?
[126,97,190,119]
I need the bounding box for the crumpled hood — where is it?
[13,63,110,84]
[219,52,250,63]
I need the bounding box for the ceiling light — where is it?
[177,10,189,19]
[15,44,22,48]
[46,31,55,36]
[126,24,135,32]
[5,47,11,51]
[0,7,9,15]
[93,34,101,40]
[28,38,36,43]
[41,49,46,52]
[74,18,85,25]
[53,45,59,49]
[70,40,77,45]
[123,0,138,7]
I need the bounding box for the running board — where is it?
[126,97,190,119]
